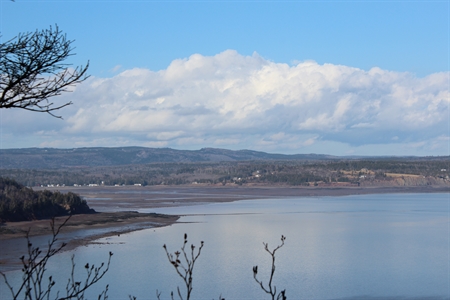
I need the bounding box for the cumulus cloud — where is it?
[1,50,448,155]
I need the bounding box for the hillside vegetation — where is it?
[1,158,448,188]
[0,147,334,169]
[0,178,94,222]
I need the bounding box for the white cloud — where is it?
[1,50,448,156]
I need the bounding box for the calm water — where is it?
[1,193,449,300]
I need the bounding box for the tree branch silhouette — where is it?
[253,235,287,300]
[0,25,89,118]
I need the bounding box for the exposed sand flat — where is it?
[0,212,179,271]
[3,185,449,239]
[1,185,448,271]
[42,184,449,212]
[0,211,179,240]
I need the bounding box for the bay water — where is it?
[1,193,449,299]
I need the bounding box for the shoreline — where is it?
[0,212,179,272]
[2,185,448,240]
[36,184,450,211]
[1,185,448,271]
[0,211,180,240]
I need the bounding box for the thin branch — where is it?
[0,215,112,300]
[163,234,204,300]
[0,25,89,118]
[253,235,287,300]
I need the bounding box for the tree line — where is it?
[0,177,94,222]
[0,159,448,188]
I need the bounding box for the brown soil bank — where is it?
[0,211,179,240]
[0,212,179,271]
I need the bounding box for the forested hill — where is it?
[0,147,337,169]
[0,178,94,222]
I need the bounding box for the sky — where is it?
[0,0,448,156]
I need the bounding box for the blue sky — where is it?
[0,0,449,156]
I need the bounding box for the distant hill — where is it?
[0,147,338,169]
[0,148,448,188]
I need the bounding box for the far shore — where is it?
[1,184,448,271]
[2,185,448,240]
[33,184,450,211]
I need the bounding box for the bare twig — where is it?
[0,25,89,118]
[163,233,204,300]
[0,216,112,300]
[58,252,112,300]
[253,235,287,300]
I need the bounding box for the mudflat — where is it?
[49,184,449,211]
[0,211,179,240]
[0,185,448,271]
[2,185,448,240]
[0,211,179,271]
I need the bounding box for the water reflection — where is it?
[1,193,449,300]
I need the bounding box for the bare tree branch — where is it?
[0,216,112,300]
[253,235,287,300]
[0,25,89,118]
[163,233,204,300]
